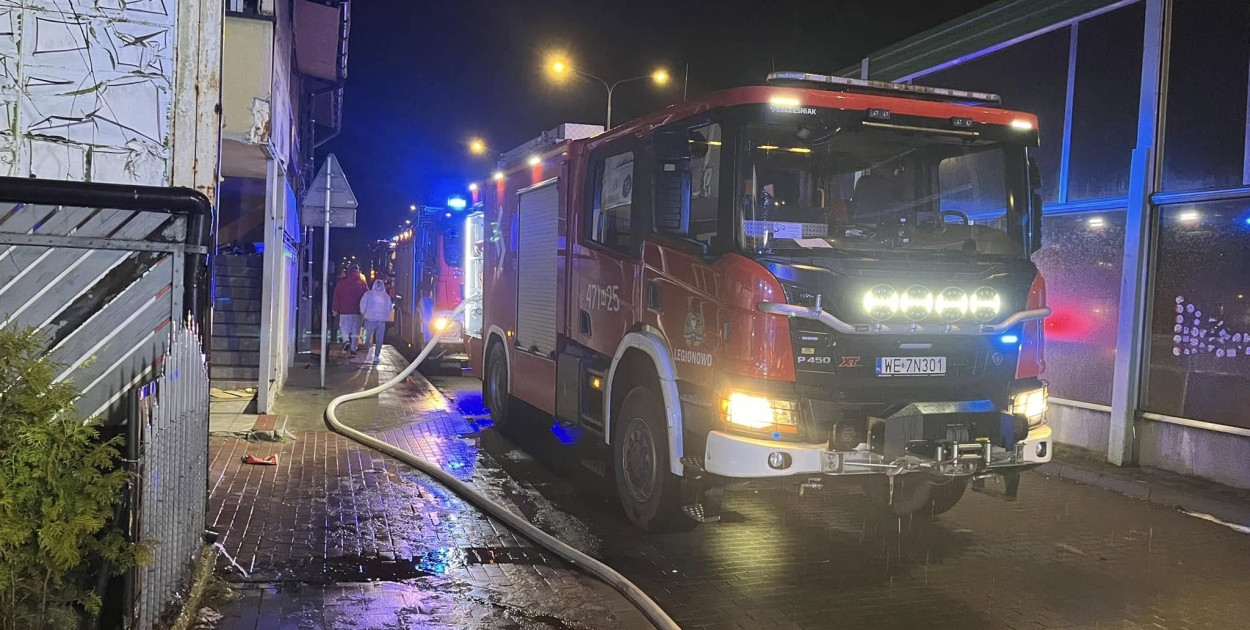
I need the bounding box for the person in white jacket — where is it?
[358,280,393,364]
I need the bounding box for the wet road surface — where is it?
[427,371,1250,630]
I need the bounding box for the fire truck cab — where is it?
[472,73,1053,531]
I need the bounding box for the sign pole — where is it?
[320,160,332,388]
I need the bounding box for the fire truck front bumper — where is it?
[702,424,1052,480]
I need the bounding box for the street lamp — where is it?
[547,57,671,129]
[469,138,487,155]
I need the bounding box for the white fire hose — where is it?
[325,297,679,630]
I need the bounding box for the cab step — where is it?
[681,485,724,523]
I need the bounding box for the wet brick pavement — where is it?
[428,373,1250,630]
[207,347,646,629]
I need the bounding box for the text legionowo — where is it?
[674,348,713,366]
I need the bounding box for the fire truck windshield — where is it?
[737,121,1030,260]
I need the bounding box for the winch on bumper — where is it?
[701,400,1052,480]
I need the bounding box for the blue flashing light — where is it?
[1000,334,1020,345]
[1243,216,1250,226]
[447,196,468,210]
[772,431,782,439]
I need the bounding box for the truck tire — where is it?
[613,385,692,532]
[484,342,513,432]
[863,475,968,518]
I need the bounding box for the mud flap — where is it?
[971,471,1021,501]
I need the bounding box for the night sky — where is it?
[320,0,997,256]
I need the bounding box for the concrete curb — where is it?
[1036,459,1250,530]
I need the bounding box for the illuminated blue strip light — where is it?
[1000,333,1020,345]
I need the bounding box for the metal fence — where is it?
[129,321,210,630]
[0,176,212,628]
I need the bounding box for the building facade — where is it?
[843,0,1250,488]
[0,0,220,199]
[214,0,348,411]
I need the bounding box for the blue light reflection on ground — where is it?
[551,421,580,445]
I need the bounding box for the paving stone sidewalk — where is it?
[207,347,646,629]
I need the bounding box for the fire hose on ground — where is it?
[324,297,680,630]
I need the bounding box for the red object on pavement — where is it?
[242,454,278,466]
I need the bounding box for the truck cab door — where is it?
[569,142,645,359]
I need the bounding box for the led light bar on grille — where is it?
[766,71,1002,105]
[862,285,1000,323]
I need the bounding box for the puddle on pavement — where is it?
[318,546,549,582]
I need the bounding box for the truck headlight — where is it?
[721,391,797,435]
[432,317,450,331]
[1011,384,1048,424]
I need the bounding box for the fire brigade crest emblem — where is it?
[684,312,705,346]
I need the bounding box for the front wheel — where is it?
[612,386,693,532]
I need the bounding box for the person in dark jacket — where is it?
[331,264,368,355]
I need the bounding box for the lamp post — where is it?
[549,59,669,129]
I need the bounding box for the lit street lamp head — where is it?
[469,138,486,155]
[652,69,669,85]
[552,60,566,74]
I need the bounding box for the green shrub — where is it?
[0,328,149,630]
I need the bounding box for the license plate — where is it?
[876,356,946,376]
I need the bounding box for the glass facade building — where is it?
[846,0,1250,488]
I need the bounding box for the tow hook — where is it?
[971,471,1021,501]
[799,477,824,496]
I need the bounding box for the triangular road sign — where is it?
[302,154,358,228]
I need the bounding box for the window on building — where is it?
[1144,200,1250,429]
[1032,210,1126,405]
[1162,0,1250,191]
[1068,3,1145,201]
[588,151,636,252]
[914,27,1070,204]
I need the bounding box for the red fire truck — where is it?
[392,207,467,357]
[468,73,1053,531]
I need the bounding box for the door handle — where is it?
[579,309,592,336]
